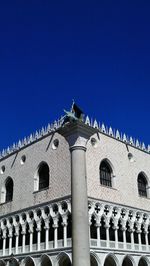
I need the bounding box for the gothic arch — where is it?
[138,171,149,186]
[1,176,14,203]
[8,258,19,266]
[90,251,101,266]
[104,253,119,266]
[56,252,72,266]
[40,254,52,266]
[122,255,135,266]
[100,158,115,176]
[137,172,149,197]
[21,256,35,266]
[99,158,115,187]
[34,161,50,191]
[138,256,149,266]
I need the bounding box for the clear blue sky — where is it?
[0,1,150,150]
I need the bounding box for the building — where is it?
[0,105,149,266]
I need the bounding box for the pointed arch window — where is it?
[100,160,112,187]
[137,173,147,197]
[5,177,14,202]
[38,162,49,190]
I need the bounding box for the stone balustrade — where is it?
[0,198,150,258]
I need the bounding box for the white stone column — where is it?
[137,230,142,250]
[96,223,100,247]
[122,228,126,249]
[61,216,68,247]
[22,232,26,253]
[36,221,41,251]
[26,215,34,253]
[89,218,92,242]
[145,231,149,251]
[53,223,58,249]
[14,226,19,254]
[44,218,50,250]
[28,222,34,252]
[114,226,118,249]
[8,229,13,255]
[105,226,110,248]
[59,121,97,266]
[2,228,6,256]
[15,234,19,254]
[45,227,49,250]
[20,219,27,253]
[130,230,134,249]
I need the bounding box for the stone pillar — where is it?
[145,231,149,251]
[36,220,41,251]
[130,230,134,249]
[114,226,118,249]
[137,230,141,250]
[2,237,6,256]
[28,223,34,252]
[8,229,13,255]
[105,225,110,248]
[122,228,126,249]
[2,228,6,256]
[22,232,26,253]
[62,216,68,247]
[53,218,58,249]
[44,217,50,250]
[53,225,58,249]
[59,121,97,266]
[96,223,101,247]
[45,227,49,250]
[14,226,19,254]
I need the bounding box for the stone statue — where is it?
[62,101,84,125]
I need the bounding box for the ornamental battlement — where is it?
[0,113,149,161]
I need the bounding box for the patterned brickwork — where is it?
[87,132,150,211]
[0,132,71,216]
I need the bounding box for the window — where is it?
[38,162,49,190]
[5,177,14,202]
[137,173,147,197]
[100,160,112,187]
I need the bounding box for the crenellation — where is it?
[0,115,149,161]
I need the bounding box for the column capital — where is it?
[58,121,98,148]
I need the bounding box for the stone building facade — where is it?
[0,111,149,266]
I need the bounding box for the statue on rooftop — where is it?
[62,100,84,125]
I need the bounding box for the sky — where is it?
[0,1,150,150]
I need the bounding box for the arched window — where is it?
[100,160,112,187]
[38,162,49,190]
[5,177,13,202]
[137,173,147,197]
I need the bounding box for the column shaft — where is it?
[22,234,25,253]
[29,233,33,252]
[123,230,126,249]
[2,238,6,256]
[15,235,19,254]
[45,229,49,250]
[54,227,58,248]
[131,232,134,249]
[106,227,109,247]
[63,225,67,247]
[9,237,12,255]
[37,231,41,251]
[96,226,100,247]
[115,229,118,248]
[71,146,90,266]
